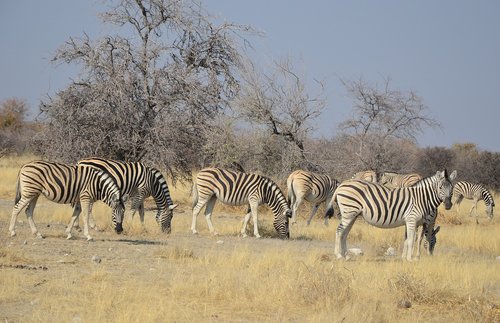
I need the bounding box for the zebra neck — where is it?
[482,190,493,205]
[412,184,442,210]
[261,181,288,217]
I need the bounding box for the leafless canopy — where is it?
[34,0,252,180]
[235,57,326,172]
[338,77,441,172]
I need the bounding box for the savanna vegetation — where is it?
[1,0,499,322]
[1,156,499,322]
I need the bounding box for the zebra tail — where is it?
[191,181,199,209]
[14,172,21,205]
[287,178,296,207]
[325,190,338,219]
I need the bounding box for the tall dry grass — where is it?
[1,156,499,322]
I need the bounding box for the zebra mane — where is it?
[412,172,441,187]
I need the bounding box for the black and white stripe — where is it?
[9,160,125,240]
[379,172,422,189]
[78,158,178,233]
[191,167,292,238]
[333,170,456,260]
[286,170,339,225]
[453,181,495,224]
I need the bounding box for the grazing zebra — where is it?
[77,157,178,233]
[406,211,441,258]
[352,170,378,183]
[452,181,495,224]
[379,172,422,189]
[191,167,292,239]
[416,224,440,256]
[286,170,339,225]
[9,161,125,240]
[333,169,456,260]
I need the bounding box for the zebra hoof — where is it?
[66,234,73,240]
[191,230,198,235]
[9,231,16,237]
[255,235,261,239]
[86,236,93,241]
[241,233,248,238]
[36,233,44,239]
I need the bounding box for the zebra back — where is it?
[380,172,422,188]
[17,161,120,206]
[352,170,378,183]
[287,170,338,204]
[195,168,291,237]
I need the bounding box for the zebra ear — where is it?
[169,204,178,210]
[435,170,444,178]
[433,226,441,234]
[449,170,457,181]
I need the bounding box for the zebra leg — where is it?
[402,221,417,261]
[249,202,261,238]
[88,203,99,231]
[66,202,82,240]
[25,196,43,239]
[306,204,320,226]
[191,197,209,235]
[139,202,145,225]
[470,200,479,224]
[454,195,463,213]
[80,198,93,241]
[334,214,357,259]
[138,202,147,231]
[414,226,425,259]
[291,196,303,224]
[241,210,252,238]
[9,197,32,237]
[204,196,218,236]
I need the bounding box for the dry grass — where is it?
[1,156,499,322]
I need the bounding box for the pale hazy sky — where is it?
[1,1,499,151]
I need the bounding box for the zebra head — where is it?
[109,191,126,234]
[486,201,494,218]
[94,168,126,234]
[274,208,291,239]
[436,169,457,210]
[156,204,178,234]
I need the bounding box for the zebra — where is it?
[379,172,422,189]
[8,160,125,241]
[406,210,441,258]
[352,170,378,183]
[333,169,456,260]
[286,170,339,226]
[77,157,178,233]
[415,223,440,256]
[191,167,292,239]
[452,181,495,224]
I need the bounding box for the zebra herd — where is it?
[8,159,496,261]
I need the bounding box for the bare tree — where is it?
[34,0,252,180]
[339,77,440,173]
[235,57,326,172]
